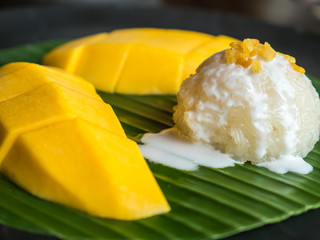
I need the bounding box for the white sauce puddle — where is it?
[256,156,312,174]
[139,128,313,174]
[139,128,239,171]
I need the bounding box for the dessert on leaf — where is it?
[43,28,237,94]
[172,38,320,173]
[0,62,170,220]
[140,38,319,174]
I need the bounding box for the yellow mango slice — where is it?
[42,33,109,72]
[138,29,215,54]
[1,119,170,219]
[0,62,169,219]
[0,62,98,102]
[116,45,183,94]
[47,29,166,92]
[0,82,125,163]
[73,43,130,92]
[43,28,238,94]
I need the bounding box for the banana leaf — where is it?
[0,40,320,240]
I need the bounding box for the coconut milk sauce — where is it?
[139,128,312,174]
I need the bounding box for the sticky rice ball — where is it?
[173,39,320,164]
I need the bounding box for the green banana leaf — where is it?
[0,40,320,240]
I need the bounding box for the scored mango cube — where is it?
[44,33,109,72]
[73,43,130,92]
[139,29,215,54]
[116,44,183,94]
[43,28,238,94]
[0,82,125,162]
[0,62,170,220]
[1,119,170,219]
[0,62,98,102]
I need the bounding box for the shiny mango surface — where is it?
[0,62,98,102]
[43,28,238,94]
[0,62,170,220]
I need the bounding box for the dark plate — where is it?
[0,2,320,240]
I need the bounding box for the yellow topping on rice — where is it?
[225,39,305,74]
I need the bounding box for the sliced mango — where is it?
[0,62,170,219]
[42,33,109,72]
[1,119,169,219]
[0,82,125,162]
[116,44,183,94]
[73,42,130,92]
[0,62,98,102]
[43,28,238,94]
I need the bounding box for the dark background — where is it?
[0,0,319,34]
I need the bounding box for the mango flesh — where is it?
[0,62,170,219]
[1,119,169,219]
[43,28,238,94]
[0,82,125,162]
[0,62,98,102]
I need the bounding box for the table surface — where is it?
[0,2,320,240]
